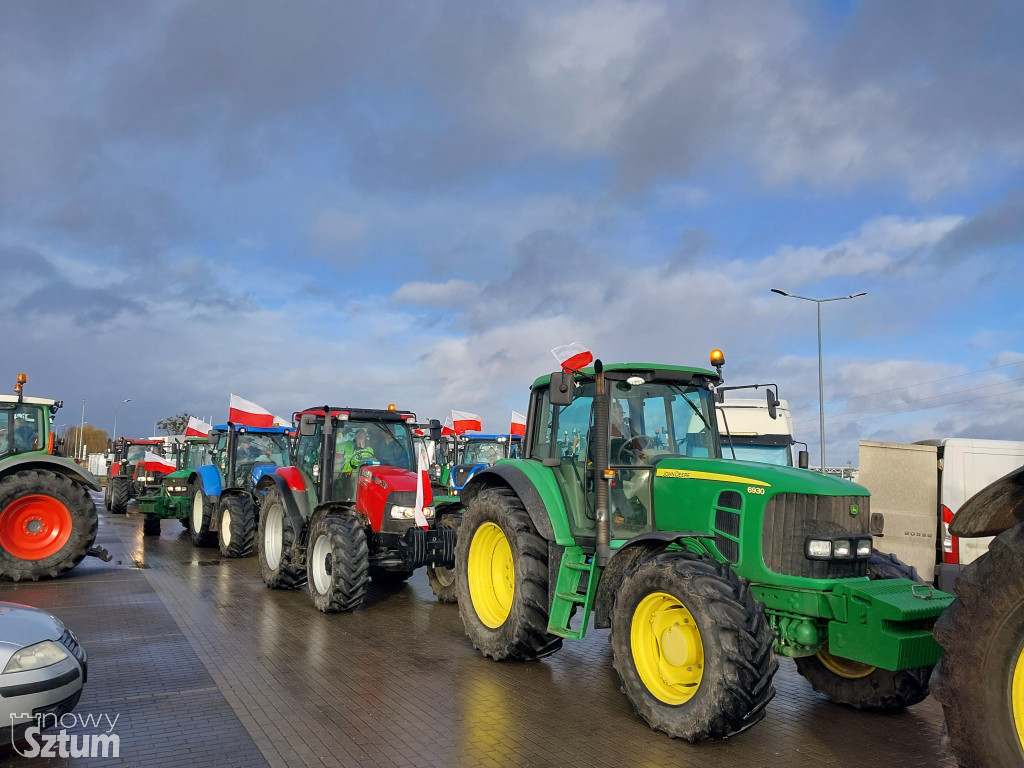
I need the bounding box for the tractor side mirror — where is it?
[798,450,809,469]
[299,413,319,437]
[549,371,575,406]
[428,418,442,442]
[766,389,779,420]
[207,433,218,445]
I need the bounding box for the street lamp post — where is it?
[771,288,866,473]
[78,399,86,462]
[113,399,131,443]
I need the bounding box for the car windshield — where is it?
[0,404,46,457]
[723,443,791,466]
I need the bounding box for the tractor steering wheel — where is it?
[617,435,655,464]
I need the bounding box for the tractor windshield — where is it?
[329,421,413,500]
[610,381,720,464]
[0,404,46,457]
[126,444,160,462]
[235,433,290,467]
[461,440,508,466]
[185,442,213,470]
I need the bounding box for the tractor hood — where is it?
[360,464,419,493]
[652,457,867,498]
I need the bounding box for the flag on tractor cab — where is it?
[185,416,213,437]
[551,342,593,372]
[272,414,291,428]
[413,441,432,527]
[142,451,176,474]
[452,410,482,434]
[228,394,275,428]
[510,411,527,437]
[440,417,456,436]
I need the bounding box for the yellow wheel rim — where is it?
[817,648,877,679]
[1012,639,1024,751]
[468,522,514,628]
[631,592,704,705]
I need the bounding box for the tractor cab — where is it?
[448,434,523,494]
[209,424,291,489]
[0,398,55,458]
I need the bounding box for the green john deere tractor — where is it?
[0,374,107,581]
[136,437,215,536]
[453,355,954,741]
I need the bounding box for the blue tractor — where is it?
[447,434,522,496]
[186,424,292,557]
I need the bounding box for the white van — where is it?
[857,438,1024,590]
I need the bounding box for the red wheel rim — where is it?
[0,495,74,560]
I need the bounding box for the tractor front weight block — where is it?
[387,526,457,570]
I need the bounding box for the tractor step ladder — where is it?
[547,547,599,640]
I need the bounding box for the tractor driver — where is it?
[377,431,408,468]
[338,429,375,473]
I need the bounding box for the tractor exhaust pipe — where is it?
[593,360,611,567]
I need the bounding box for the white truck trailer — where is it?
[717,397,804,467]
[857,438,1024,591]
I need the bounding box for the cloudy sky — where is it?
[4,0,1023,466]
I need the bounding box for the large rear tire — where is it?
[110,477,129,515]
[610,551,776,741]
[934,523,1024,768]
[0,470,98,581]
[258,485,306,589]
[306,514,368,613]
[143,514,161,537]
[455,487,562,660]
[427,513,460,603]
[188,482,216,547]
[218,495,256,558]
[794,550,932,711]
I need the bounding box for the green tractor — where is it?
[453,355,954,741]
[136,436,215,537]
[933,462,1024,767]
[0,374,107,581]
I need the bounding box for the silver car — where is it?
[0,602,87,744]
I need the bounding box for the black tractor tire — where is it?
[258,485,306,589]
[218,495,256,558]
[369,567,414,586]
[610,551,777,741]
[306,514,369,613]
[143,514,161,537]
[0,470,99,581]
[188,481,216,547]
[794,550,932,711]
[427,513,460,604]
[933,523,1024,768]
[110,477,129,515]
[104,478,112,510]
[455,487,562,661]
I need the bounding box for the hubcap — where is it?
[467,522,514,628]
[817,648,876,679]
[222,508,232,546]
[631,592,704,705]
[0,495,74,561]
[264,506,283,570]
[311,533,332,595]
[192,491,204,533]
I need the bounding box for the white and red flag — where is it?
[142,451,176,474]
[510,411,527,437]
[551,342,593,372]
[229,394,275,428]
[272,414,291,428]
[412,441,433,528]
[185,416,213,437]
[440,417,456,437]
[451,410,482,434]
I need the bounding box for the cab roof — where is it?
[294,406,415,422]
[531,362,720,390]
[213,424,292,434]
[0,395,56,406]
[456,433,523,441]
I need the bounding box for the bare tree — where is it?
[156,412,192,436]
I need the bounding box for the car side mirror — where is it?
[299,413,319,437]
[549,371,575,406]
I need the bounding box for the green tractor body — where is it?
[0,380,104,581]
[137,437,215,530]
[454,360,953,741]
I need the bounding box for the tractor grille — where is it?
[762,494,871,579]
[451,464,478,488]
[713,491,742,564]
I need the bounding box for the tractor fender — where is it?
[0,454,101,492]
[949,463,1024,538]
[592,531,710,629]
[463,464,561,543]
[193,465,222,498]
[256,473,309,543]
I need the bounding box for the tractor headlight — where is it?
[805,535,873,561]
[389,506,435,520]
[833,539,852,558]
[856,539,873,558]
[4,641,69,673]
[806,539,832,559]
[311,464,320,480]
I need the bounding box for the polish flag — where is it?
[272,414,291,428]
[412,441,433,528]
[452,410,482,434]
[185,416,212,437]
[143,451,176,474]
[229,394,275,428]
[440,417,456,437]
[551,342,593,372]
[510,411,527,437]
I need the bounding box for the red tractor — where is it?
[255,405,456,612]
[105,438,169,515]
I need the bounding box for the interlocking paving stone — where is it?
[1,493,955,767]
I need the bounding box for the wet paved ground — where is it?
[1,494,954,767]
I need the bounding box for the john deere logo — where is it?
[850,504,860,517]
